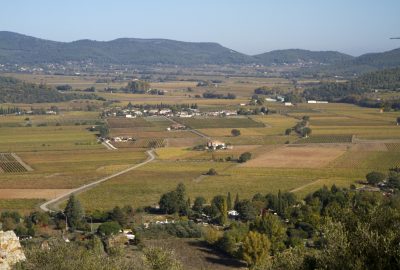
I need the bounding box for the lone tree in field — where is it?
[64,195,85,231]
[239,152,252,163]
[206,168,218,175]
[231,129,241,137]
[366,171,386,186]
[301,127,312,138]
[285,128,292,136]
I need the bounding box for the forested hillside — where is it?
[0,76,99,103]
[303,67,400,100]
[303,68,400,110]
[0,31,254,65]
[254,49,353,65]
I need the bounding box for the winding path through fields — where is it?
[40,149,156,212]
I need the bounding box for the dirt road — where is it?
[40,149,155,212]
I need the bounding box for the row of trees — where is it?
[202,91,236,99]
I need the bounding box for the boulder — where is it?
[0,231,26,270]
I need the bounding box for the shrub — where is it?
[231,129,241,137]
[97,221,121,236]
[366,171,386,185]
[206,168,218,175]
[238,152,252,163]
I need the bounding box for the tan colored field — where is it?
[0,189,72,199]
[242,144,347,168]
[350,143,388,152]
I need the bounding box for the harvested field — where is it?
[166,137,207,148]
[242,145,347,168]
[296,134,353,144]
[386,143,400,152]
[0,189,72,199]
[351,143,388,152]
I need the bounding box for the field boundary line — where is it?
[40,149,155,212]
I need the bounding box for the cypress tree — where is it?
[227,192,232,210]
[64,195,85,230]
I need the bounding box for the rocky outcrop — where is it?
[0,231,26,270]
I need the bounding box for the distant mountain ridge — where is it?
[0,31,399,73]
[0,31,254,65]
[253,49,354,65]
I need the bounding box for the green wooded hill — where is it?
[0,76,98,103]
[253,49,354,65]
[0,31,254,65]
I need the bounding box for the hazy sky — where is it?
[1,0,399,56]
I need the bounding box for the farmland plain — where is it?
[0,74,399,213]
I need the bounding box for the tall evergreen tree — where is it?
[64,195,85,230]
[227,192,232,210]
[234,193,240,210]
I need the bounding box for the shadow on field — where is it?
[187,240,247,268]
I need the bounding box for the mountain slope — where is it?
[332,48,400,74]
[253,49,354,65]
[0,31,254,65]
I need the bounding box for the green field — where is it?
[0,199,44,213]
